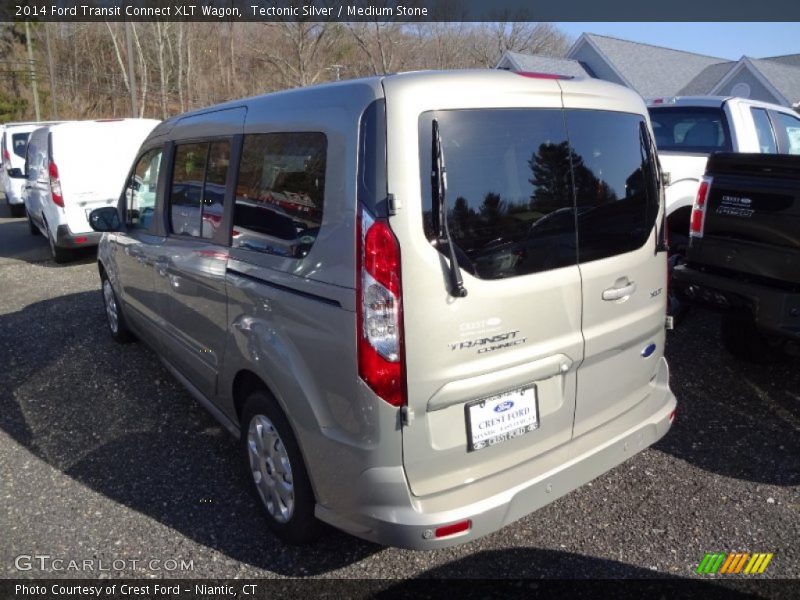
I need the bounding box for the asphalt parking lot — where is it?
[1,197,798,582]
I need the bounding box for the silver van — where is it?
[91,70,677,549]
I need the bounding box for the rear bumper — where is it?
[673,264,800,339]
[317,357,676,550]
[55,224,103,249]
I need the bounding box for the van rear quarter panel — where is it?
[218,81,406,510]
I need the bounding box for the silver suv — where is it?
[90,70,677,549]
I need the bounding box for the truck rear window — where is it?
[419,108,660,279]
[648,106,732,153]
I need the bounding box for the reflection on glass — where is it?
[171,143,207,237]
[200,141,230,240]
[233,132,326,258]
[420,109,659,279]
[127,148,162,231]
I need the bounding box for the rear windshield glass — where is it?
[12,132,31,159]
[419,109,659,280]
[648,106,732,153]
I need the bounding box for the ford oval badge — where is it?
[641,343,656,358]
[494,400,514,413]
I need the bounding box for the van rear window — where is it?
[12,133,31,159]
[420,109,575,280]
[420,109,660,280]
[647,106,732,153]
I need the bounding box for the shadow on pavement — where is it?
[660,308,800,486]
[0,218,99,266]
[0,291,378,576]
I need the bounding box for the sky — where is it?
[555,23,800,60]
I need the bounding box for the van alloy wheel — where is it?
[247,415,295,523]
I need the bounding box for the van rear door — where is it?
[383,75,584,498]
[54,121,157,235]
[560,92,667,438]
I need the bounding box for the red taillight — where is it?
[516,71,571,80]
[435,520,471,538]
[49,161,64,207]
[74,236,88,244]
[2,148,10,166]
[689,176,712,238]
[357,210,405,407]
[669,409,676,423]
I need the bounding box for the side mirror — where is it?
[89,207,122,232]
[8,167,24,179]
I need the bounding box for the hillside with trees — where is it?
[0,21,571,122]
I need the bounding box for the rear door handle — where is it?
[602,281,636,301]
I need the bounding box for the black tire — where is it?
[8,203,25,218]
[720,312,783,364]
[27,212,41,236]
[101,275,133,343]
[241,390,322,545]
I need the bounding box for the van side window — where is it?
[233,132,326,258]
[126,148,163,231]
[169,140,231,239]
[564,110,660,264]
[751,108,777,153]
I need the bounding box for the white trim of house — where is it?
[566,33,634,89]
[495,52,523,71]
[709,57,789,105]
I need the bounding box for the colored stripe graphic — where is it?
[698,552,774,575]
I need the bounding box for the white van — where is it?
[25,119,159,262]
[2,122,61,217]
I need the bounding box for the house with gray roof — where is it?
[496,33,800,109]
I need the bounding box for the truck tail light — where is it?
[689,176,712,238]
[49,161,64,207]
[2,148,10,168]
[356,209,406,407]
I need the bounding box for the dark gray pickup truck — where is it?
[672,152,800,362]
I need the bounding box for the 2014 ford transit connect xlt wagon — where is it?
[90,70,677,549]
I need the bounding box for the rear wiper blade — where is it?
[431,119,467,298]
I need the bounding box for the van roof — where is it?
[153,69,644,138]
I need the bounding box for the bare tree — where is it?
[253,21,338,88]
[468,22,571,67]
[346,15,407,75]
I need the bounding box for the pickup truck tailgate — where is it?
[689,153,800,285]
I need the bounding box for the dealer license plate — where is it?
[465,386,539,452]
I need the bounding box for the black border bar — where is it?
[4,0,800,22]
[2,578,799,600]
